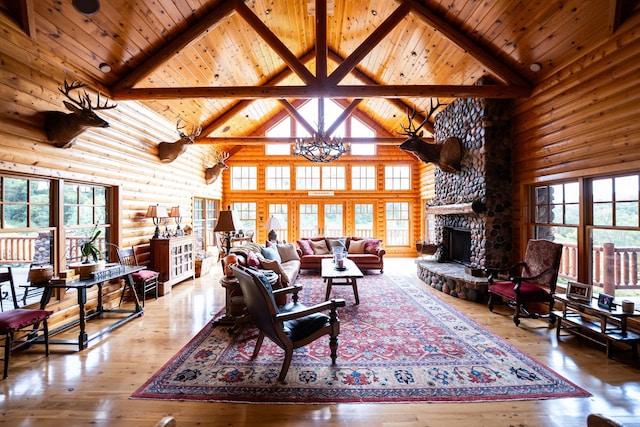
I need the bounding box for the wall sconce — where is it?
[169,206,184,236]
[214,206,240,255]
[263,215,284,242]
[146,204,169,239]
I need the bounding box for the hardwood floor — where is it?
[1,258,639,427]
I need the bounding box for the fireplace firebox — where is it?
[445,227,471,265]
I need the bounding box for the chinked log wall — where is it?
[0,12,220,329]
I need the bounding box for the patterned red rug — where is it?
[131,271,590,403]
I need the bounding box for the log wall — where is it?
[510,12,640,261]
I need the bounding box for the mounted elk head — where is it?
[397,99,462,173]
[44,80,117,148]
[157,119,202,163]
[204,149,230,184]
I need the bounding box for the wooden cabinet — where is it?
[150,236,195,295]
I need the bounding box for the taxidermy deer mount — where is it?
[203,148,230,184]
[157,119,202,163]
[44,80,117,148]
[397,99,462,173]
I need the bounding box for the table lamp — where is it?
[146,204,169,239]
[263,215,284,242]
[169,206,185,236]
[214,206,240,254]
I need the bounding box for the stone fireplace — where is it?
[416,79,513,301]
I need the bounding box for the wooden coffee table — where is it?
[321,258,364,305]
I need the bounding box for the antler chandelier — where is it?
[292,98,349,163]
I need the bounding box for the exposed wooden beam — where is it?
[113,84,530,100]
[315,0,328,81]
[195,136,415,145]
[327,3,411,86]
[18,0,36,39]
[235,1,315,85]
[326,99,362,136]
[608,0,638,33]
[401,0,531,90]
[278,99,316,135]
[112,0,236,91]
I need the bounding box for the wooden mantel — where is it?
[425,201,486,215]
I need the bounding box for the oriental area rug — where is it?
[131,272,590,404]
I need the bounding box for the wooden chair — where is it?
[117,247,159,307]
[229,263,346,383]
[486,239,563,326]
[0,267,19,311]
[0,308,52,379]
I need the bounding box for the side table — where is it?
[214,269,279,333]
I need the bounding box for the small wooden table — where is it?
[321,258,363,305]
[553,293,640,360]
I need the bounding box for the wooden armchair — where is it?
[229,263,346,383]
[486,239,563,326]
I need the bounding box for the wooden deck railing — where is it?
[0,236,106,266]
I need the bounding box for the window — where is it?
[350,117,376,156]
[268,204,288,242]
[232,202,256,234]
[354,204,374,237]
[531,182,579,283]
[385,165,411,190]
[322,166,345,190]
[352,166,376,190]
[193,198,218,255]
[296,166,320,190]
[230,166,257,190]
[266,166,291,190]
[589,174,640,296]
[386,202,409,245]
[265,117,292,155]
[63,183,111,262]
[530,174,640,297]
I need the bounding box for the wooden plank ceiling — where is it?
[2,0,626,148]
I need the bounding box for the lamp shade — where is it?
[146,204,169,218]
[214,208,240,233]
[263,215,283,230]
[169,206,184,218]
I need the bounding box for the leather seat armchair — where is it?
[229,263,346,383]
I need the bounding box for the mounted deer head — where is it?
[397,99,462,173]
[204,149,230,184]
[44,80,117,148]
[157,119,202,163]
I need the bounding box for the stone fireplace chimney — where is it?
[428,78,513,269]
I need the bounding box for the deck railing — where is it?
[0,236,107,266]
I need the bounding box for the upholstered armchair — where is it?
[229,263,346,383]
[486,239,563,326]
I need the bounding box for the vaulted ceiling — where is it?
[2,0,633,148]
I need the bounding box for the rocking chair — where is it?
[229,263,346,383]
[486,239,563,326]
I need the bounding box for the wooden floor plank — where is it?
[2,258,639,426]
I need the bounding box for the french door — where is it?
[299,203,344,237]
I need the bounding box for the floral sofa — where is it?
[296,237,385,273]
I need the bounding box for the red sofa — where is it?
[296,237,385,273]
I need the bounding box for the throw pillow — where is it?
[348,239,366,254]
[277,243,300,263]
[260,245,282,263]
[309,239,330,255]
[259,258,290,284]
[265,240,273,247]
[246,250,261,267]
[296,239,314,256]
[364,239,382,255]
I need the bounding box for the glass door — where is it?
[299,203,344,237]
